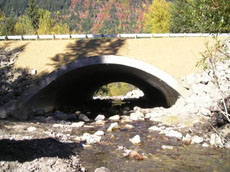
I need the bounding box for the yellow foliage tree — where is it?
[143,0,171,33]
[0,12,4,21]
[0,12,5,35]
[14,15,35,35]
[51,22,69,34]
[37,9,69,35]
[37,10,53,34]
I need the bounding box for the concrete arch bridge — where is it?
[1,37,226,119]
[15,55,187,119]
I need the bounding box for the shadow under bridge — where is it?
[16,55,185,119]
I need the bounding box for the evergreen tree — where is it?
[170,0,195,33]
[192,0,230,33]
[143,0,171,33]
[0,16,16,35]
[26,0,40,32]
[170,0,230,33]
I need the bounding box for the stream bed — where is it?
[0,118,230,172]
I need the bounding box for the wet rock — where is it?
[162,145,174,150]
[120,115,133,123]
[219,123,230,138]
[79,113,90,122]
[107,122,120,132]
[108,115,120,121]
[182,134,192,144]
[124,124,134,129]
[133,106,141,112]
[165,130,183,140]
[191,135,204,144]
[81,167,87,172]
[94,130,105,136]
[202,143,209,148]
[144,112,152,119]
[130,111,144,121]
[53,124,64,128]
[210,133,223,147]
[27,126,37,132]
[127,150,143,160]
[81,133,102,144]
[148,126,161,132]
[129,135,141,145]
[224,141,230,149]
[95,167,111,172]
[95,114,105,121]
[121,147,143,160]
[96,120,106,126]
[71,122,85,128]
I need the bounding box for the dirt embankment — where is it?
[1,37,225,79]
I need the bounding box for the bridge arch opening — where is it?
[16,56,184,119]
[93,82,143,99]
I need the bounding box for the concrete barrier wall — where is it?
[0,33,229,40]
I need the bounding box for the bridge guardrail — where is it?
[54,34,71,39]
[119,34,137,38]
[23,35,38,40]
[71,34,86,39]
[136,34,152,38]
[7,35,22,40]
[0,33,229,41]
[169,33,185,37]
[38,35,54,39]
[0,36,6,40]
[102,34,117,38]
[86,34,102,38]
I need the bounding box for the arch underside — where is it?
[15,56,183,119]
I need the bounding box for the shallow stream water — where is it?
[1,117,230,172]
[79,121,230,172]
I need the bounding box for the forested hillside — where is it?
[0,0,71,16]
[0,0,152,34]
[0,0,229,35]
[68,0,151,33]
